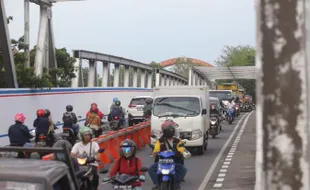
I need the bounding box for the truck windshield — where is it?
[209,91,232,101]
[153,97,200,117]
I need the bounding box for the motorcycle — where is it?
[226,107,234,125]
[156,142,187,190]
[36,134,48,147]
[75,148,105,190]
[235,103,240,117]
[101,167,148,190]
[209,114,220,138]
[110,116,122,131]
[61,127,76,146]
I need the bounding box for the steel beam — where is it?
[0,0,18,88]
[255,0,310,189]
[193,66,256,80]
[156,68,187,83]
[73,50,188,84]
[74,50,153,72]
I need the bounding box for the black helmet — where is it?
[66,105,73,112]
[161,120,176,138]
[45,109,51,117]
[115,101,121,106]
[119,139,137,160]
[145,98,153,105]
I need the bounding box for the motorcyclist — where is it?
[226,98,236,119]
[148,120,190,190]
[71,127,101,189]
[62,105,79,135]
[109,100,126,127]
[8,113,33,158]
[86,103,104,119]
[143,98,153,118]
[85,106,102,131]
[109,139,145,182]
[33,109,54,146]
[110,97,119,112]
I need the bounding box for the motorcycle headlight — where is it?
[77,158,87,165]
[161,169,170,175]
[191,129,202,140]
[211,121,217,125]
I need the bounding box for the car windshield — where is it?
[209,91,232,101]
[153,97,200,117]
[130,98,148,105]
[0,181,43,190]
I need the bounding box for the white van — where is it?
[150,86,209,155]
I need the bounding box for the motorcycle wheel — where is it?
[160,182,171,190]
[228,117,233,124]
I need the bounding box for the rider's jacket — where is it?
[85,112,101,126]
[226,101,235,109]
[109,157,143,178]
[8,123,32,146]
[86,110,103,119]
[153,136,184,164]
[110,106,125,118]
[143,104,152,117]
[33,117,50,135]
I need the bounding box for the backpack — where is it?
[111,106,122,117]
[63,112,73,126]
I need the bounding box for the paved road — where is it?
[99,112,252,190]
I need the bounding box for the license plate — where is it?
[137,107,143,111]
[113,185,132,189]
[37,142,46,146]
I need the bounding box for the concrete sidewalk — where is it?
[212,112,256,190]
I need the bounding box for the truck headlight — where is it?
[191,129,202,140]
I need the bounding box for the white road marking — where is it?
[211,111,253,190]
[197,112,253,190]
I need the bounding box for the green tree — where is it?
[0,37,76,88]
[170,58,195,79]
[215,45,256,102]
[149,61,162,86]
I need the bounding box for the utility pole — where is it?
[255,0,310,189]
[24,0,30,68]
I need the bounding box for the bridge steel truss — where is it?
[0,0,18,88]
[72,50,188,88]
[192,66,256,80]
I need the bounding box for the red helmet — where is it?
[91,103,98,107]
[36,109,45,117]
[90,106,98,112]
[15,113,26,123]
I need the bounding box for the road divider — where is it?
[42,120,151,166]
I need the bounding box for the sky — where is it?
[4,0,255,72]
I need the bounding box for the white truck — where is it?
[150,86,210,155]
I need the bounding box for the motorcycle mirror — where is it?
[99,168,109,174]
[98,148,105,153]
[148,144,155,149]
[151,134,157,138]
[78,116,82,119]
[140,167,148,172]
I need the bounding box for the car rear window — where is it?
[130,98,147,105]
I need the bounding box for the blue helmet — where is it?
[113,97,119,102]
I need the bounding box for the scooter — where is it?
[209,114,220,138]
[101,167,148,190]
[226,107,234,125]
[75,148,105,190]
